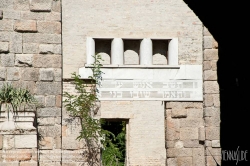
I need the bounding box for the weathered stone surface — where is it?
[205,140,212,147]
[211,60,217,71]
[204,94,214,107]
[205,116,220,127]
[34,95,45,105]
[0,19,13,31]
[36,82,61,95]
[174,140,184,149]
[203,36,213,49]
[62,137,81,150]
[39,44,54,54]
[15,135,37,148]
[53,44,61,54]
[193,148,205,166]
[212,94,220,107]
[21,68,39,81]
[1,53,14,67]
[166,118,180,141]
[204,49,218,60]
[206,127,220,140]
[38,126,61,139]
[0,67,6,80]
[14,20,37,32]
[4,149,33,161]
[37,117,61,125]
[167,158,177,166]
[177,156,192,166]
[180,127,198,140]
[204,81,219,94]
[15,54,33,67]
[21,11,45,20]
[45,12,61,21]
[19,162,38,166]
[3,135,14,150]
[204,70,217,80]
[45,95,56,107]
[14,0,30,10]
[0,41,9,53]
[52,0,60,12]
[37,107,61,117]
[166,102,203,109]
[39,68,54,81]
[199,126,205,141]
[0,31,10,41]
[204,107,220,117]
[54,68,61,82]
[0,0,14,9]
[9,32,22,53]
[12,81,36,94]
[23,33,61,44]
[211,140,220,147]
[0,134,3,149]
[206,156,221,166]
[187,108,203,118]
[180,118,203,127]
[203,27,212,36]
[23,43,39,54]
[30,0,53,12]
[183,140,199,148]
[213,39,218,49]
[7,67,20,81]
[0,10,3,19]
[33,54,61,68]
[2,10,20,19]
[205,147,221,156]
[166,141,175,148]
[203,61,211,70]
[166,148,192,157]
[171,109,187,118]
[37,21,61,34]
[39,137,53,149]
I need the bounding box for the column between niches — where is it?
[86,37,95,64]
[140,38,153,65]
[168,38,178,65]
[111,38,124,65]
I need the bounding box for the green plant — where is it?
[63,54,126,166]
[0,83,39,120]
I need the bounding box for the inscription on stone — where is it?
[97,80,202,101]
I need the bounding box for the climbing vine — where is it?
[63,54,126,166]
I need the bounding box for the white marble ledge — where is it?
[84,64,180,69]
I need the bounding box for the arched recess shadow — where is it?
[183,1,250,165]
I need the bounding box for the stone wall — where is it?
[0,0,62,165]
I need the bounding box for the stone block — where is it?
[39,44,54,54]
[56,95,61,107]
[205,116,220,127]
[211,140,220,147]
[187,108,203,118]
[211,60,217,71]
[174,140,184,149]
[14,20,37,32]
[213,39,218,49]
[0,41,9,53]
[39,68,54,81]
[20,162,38,166]
[39,137,53,149]
[204,81,219,94]
[0,19,13,31]
[53,44,61,54]
[37,107,61,117]
[55,136,61,149]
[193,148,205,166]
[23,33,61,44]
[2,10,20,19]
[180,118,203,127]
[30,0,53,12]
[212,94,220,107]
[21,11,45,20]
[0,67,6,80]
[36,82,61,95]
[0,0,14,9]
[171,109,187,118]
[183,140,199,148]
[52,0,60,12]
[3,135,14,150]
[4,149,32,161]
[7,67,20,81]
[45,95,56,107]
[206,156,221,166]
[203,27,212,36]
[180,127,198,140]
[204,94,214,107]
[54,68,61,82]
[205,147,221,156]
[33,54,61,68]
[23,43,39,54]
[38,125,61,138]
[1,53,14,67]
[62,137,80,150]
[15,54,33,67]
[0,31,10,41]
[21,68,39,81]
[14,0,30,10]
[34,95,45,106]
[204,70,217,80]
[15,135,37,148]
[45,12,61,21]
[12,81,36,94]
[0,134,3,149]
[8,33,22,54]
[199,126,205,141]
[37,21,61,34]
[166,141,175,148]
[166,148,192,157]
[204,49,218,60]
[0,10,3,19]
[203,36,213,49]
[206,127,220,140]
[204,107,220,117]
[37,117,61,125]
[203,61,211,70]
[205,140,212,147]
[167,158,177,166]
[177,157,192,166]
[166,118,180,141]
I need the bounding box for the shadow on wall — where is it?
[184,0,250,166]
